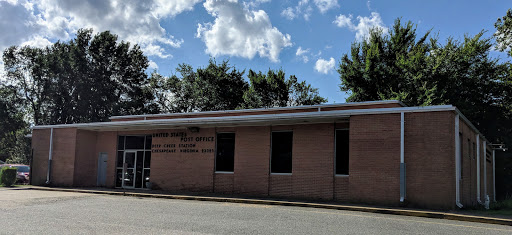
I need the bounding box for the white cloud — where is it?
[280,0,312,21]
[244,0,271,9]
[333,12,388,41]
[313,0,338,13]
[197,0,292,62]
[0,0,42,50]
[314,57,335,74]
[148,60,159,70]
[0,0,201,61]
[296,47,310,63]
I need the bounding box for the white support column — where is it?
[455,114,463,208]
[476,135,481,204]
[493,149,496,202]
[46,128,54,185]
[483,141,487,199]
[400,112,406,202]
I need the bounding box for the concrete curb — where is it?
[27,187,512,226]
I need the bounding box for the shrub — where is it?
[0,167,17,186]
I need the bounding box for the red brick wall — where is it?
[334,176,349,200]
[214,173,234,194]
[405,111,455,209]
[290,123,334,200]
[73,130,98,186]
[151,128,215,192]
[50,128,77,186]
[233,126,270,196]
[31,129,50,185]
[348,114,401,205]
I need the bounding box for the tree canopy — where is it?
[338,18,512,145]
[2,29,158,125]
[150,59,327,112]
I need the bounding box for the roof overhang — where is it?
[33,105,456,132]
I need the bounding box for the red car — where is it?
[0,164,30,184]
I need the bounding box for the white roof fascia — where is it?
[109,100,405,120]
[33,105,454,131]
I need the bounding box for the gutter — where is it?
[400,112,406,203]
[477,135,481,204]
[46,128,54,185]
[455,114,463,208]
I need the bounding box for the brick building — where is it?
[30,100,497,209]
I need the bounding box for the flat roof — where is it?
[109,100,406,120]
[31,102,489,143]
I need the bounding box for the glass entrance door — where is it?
[122,151,136,188]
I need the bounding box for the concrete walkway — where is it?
[21,186,512,226]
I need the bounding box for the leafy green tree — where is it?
[241,69,327,109]
[0,87,29,164]
[152,59,248,113]
[495,8,512,57]
[2,29,158,125]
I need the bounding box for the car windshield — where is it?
[15,166,30,172]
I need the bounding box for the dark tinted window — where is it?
[271,131,293,174]
[145,136,152,149]
[125,136,145,149]
[216,133,235,172]
[335,129,349,175]
[117,136,125,150]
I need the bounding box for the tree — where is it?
[338,18,510,141]
[495,8,512,57]
[151,59,249,113]
[241,69,327,109]
[0,87,30,164]
[2,29,158,125]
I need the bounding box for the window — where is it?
[271,131,293,174]
[215,133,235,172]
[336,129,349,175]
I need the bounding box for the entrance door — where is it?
[122,151,136,188]
[97,153,108,186]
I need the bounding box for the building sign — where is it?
[151,132,214,154]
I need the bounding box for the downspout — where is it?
[493,149,496,202]
[46,128,54,185]
[476,135,481,204]
[483,141,487,199]
[400,112,406,202]
[455,114,463,208]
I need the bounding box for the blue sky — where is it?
[0,0,510,103]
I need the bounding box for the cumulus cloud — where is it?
[296,47,310,63]
[197,0,292,62]
[313,0,338,13]
[0,0,202,62]
[148,60,159,70]
[333,12,388,41]
[0,0,42,50]
[314,57,335,74]
[281,0,336,20]
[280,0,312,21]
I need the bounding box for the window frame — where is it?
[215,132,236,173]
[270,130,293,175]
[335,128,350,176]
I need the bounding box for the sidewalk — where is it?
[22,186,512,226]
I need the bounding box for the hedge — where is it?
[0,167,17,186]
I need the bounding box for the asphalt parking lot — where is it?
[0,188,510,234]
